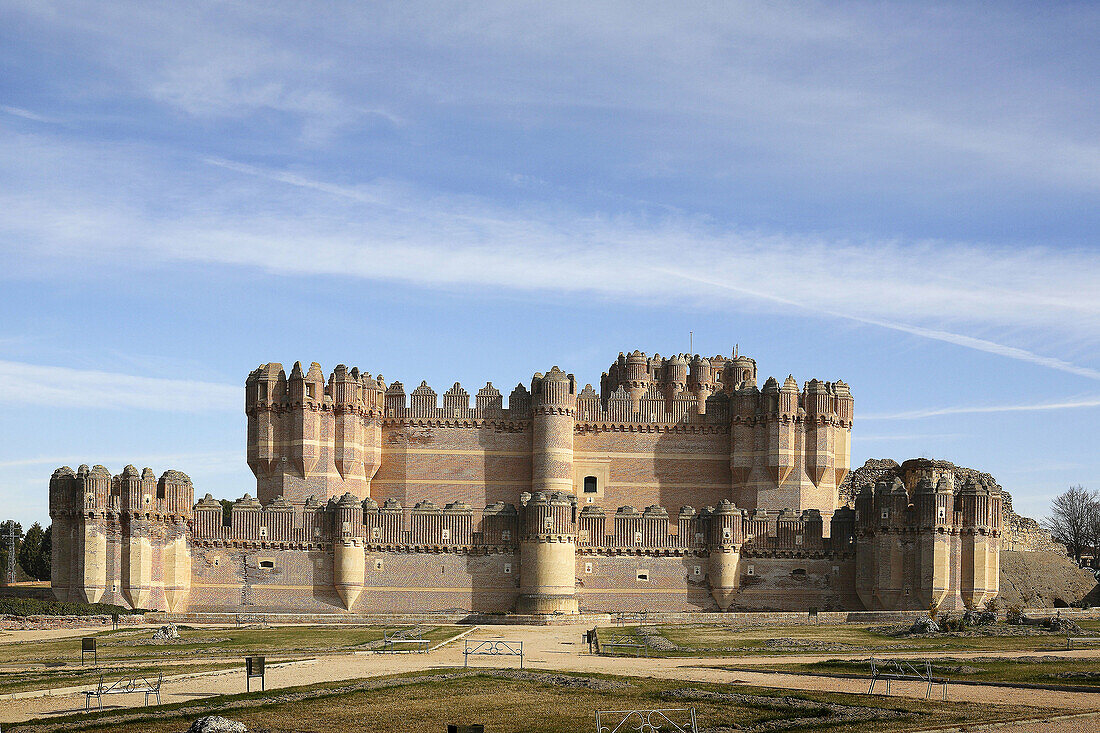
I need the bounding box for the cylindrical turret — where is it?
[333,492,366,611]
[517,491,578,614]
[707,500,742,610]
[48,467,77,602]
[332,364,364,485]
[74,464,110,604]
[623,350,649,411]
[531,367,576,494]
[688,355,713,413]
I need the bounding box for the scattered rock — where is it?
[1042,617,1084,635]
[908,616,940,634]
[152,623,181,641]
[188,716,247,733]
[636,626,677,651]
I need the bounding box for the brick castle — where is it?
[48,349,1001,613]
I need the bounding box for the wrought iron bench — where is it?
[84,673,163,710]
[596,708,697,733]
[868,658,947,700]
[599,635,648,657]
[463,639,523,668]
[381,626,431,653]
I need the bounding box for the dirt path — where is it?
[2,624,1099,725]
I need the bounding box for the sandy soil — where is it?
[2,623,1099,725]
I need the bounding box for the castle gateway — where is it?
[49,350,1000,614]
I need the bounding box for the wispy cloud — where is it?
[865,396,1100,420]
[0,359,238,412]
[3,140,1100,382]
[0,105,56,123]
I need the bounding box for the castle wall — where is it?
[374,423,532,507]
[47,351,1000,615]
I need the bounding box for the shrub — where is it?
[1006,604,1025,624]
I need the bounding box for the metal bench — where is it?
[235,613,269,628]
[381,627,431,653]
[84,673,162,710]
[596,708,697,733]
[599,635,648,657]
[868,658,947,700]
[463,639,523,668]
[613,611,649,627]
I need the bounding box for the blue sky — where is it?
[1,1,1098,527]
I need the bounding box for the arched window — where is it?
[583,476,598,494]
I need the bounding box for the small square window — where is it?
[501,529,512,541]
[832,566,839,574]
[937,506,946,519]
[746,565,755,576]
[259,560,274,569]
[504,563,512,574]
[693,565,701,576]
[371,526,381,539]
[374,559,384,570]
[259,526,268,538]
[584,562,593,574]
[722,527,731,539]
[695,532,703,542]
[341,521,350,534]
[795,535,803,545]
[881,510,889,520]
[583,476,598,493]
[544,518,554,530]
[586,496,594,504]
[636,570,649,582]
[633,531,642,544]
[306,383,316,399]
[441,528,450,541]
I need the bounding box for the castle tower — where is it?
[333,492,366,611]
[119,465,156,610]
[247,361,383,503]
[960,477,1000,608]
[706,500,743,610]
[48,467,77,602]
[688,355,714,414]
[912,476,956,610]
[531,367,576,494]
[69,465,110,604]
[517,491,578,614]
[160,470,194,612]
[623,350,650,412]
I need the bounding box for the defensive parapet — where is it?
[48,465,194,611]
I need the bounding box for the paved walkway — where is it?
[2,624,1099,726]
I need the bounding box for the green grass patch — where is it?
[739,656,1100,690]
[597,623,1090,657]
[7,668,1044,733]
[0,625,462,665]
[0,661,235,695]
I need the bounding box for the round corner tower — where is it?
[517,490,578,614]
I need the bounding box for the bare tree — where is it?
[1045,485,1098,564]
